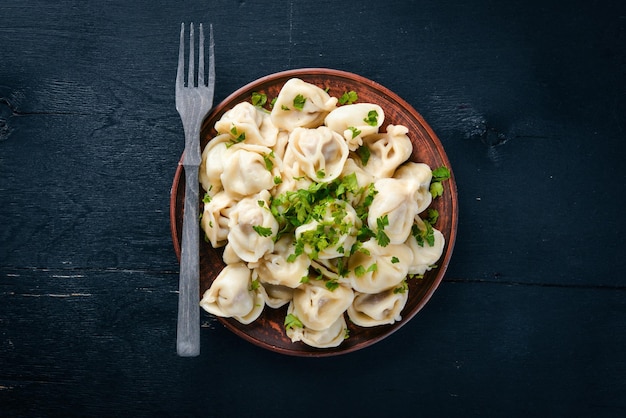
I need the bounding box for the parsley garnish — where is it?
[375,215,390,247]
[325,280,340,291]
[251,92,267,107]
[252,225,273,237]
[339,90,358,105]
[293,94,306,110]
[262,152,274,171]
[363,110,378,126]
[430,166,451,198]
[391,256,400,264]
[249,279,260,291]
[347,126,362,139]
[394,280,408,294]
[202,192,212,204]
[356,145,371,166]
[284,313,303,330]
[226,125,246,148]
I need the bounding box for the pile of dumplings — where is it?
[198,78,445,348]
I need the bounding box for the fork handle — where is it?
[177,164,201,357]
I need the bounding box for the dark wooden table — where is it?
[2,0,625,416]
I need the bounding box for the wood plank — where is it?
[0,273,623,416]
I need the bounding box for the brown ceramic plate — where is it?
[170,68,458,357]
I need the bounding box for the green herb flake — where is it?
[293,94,306,110]
[251,92,267,107]
[375,215,391,247]
[249,279,260,291]
[284,313,304,330]
[391,256,400,264]
[252,225,273,237]
[325,280,340,291]
[363,110,379,126]
[356,145,371,166]
[339,90,358,105]
[347,126,362,139]
[202,192,212,204]
[262,153,274,171]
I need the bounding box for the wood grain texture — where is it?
[1,0,625,415]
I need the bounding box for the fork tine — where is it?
[208,24,215,89]
[176,23,185,89]
[188,23,195,88]
[198,24,205,87]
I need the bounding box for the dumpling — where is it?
[201,191,237,248]
[226,190,278,263]
[347,238,413,294]
[359,124,413,179]
[283,126,349,183]
[221,143,280,198]
[294,199,359,260]
[286,302,347,348]
[347,288,408,327]
[199,262,265,324]
[259,282,294,309]
[368,178,419,245]
[406,216,445,276]
[199,133,232,195]
[270,78,338,130]
[250,235,311,289]
[394,162,433,214]
[215,101,278,148]
[324,103,384,151]
[291,280,354,331]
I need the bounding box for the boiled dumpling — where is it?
[394,162,433,214]
[221,143,280,198]
[200,262,265,324]
[283,126,349,183]
[200,191,237,248]
[259,282,294,309]
[347,238,413,294]
[359,124,413,179]
[250,235,311,289]
[226,190,278,263]
[347,288,408,327]
[292,280,354,331]
[368,178,419,245]
[215,101,279,147]
[270,78,338,130]
[324,103,384,151]
[286,302,347,348]
[405,216,445,276]
[199,133,232,195]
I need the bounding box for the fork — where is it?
[175,22,215,357]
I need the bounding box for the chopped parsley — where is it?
[252,225,273,237]
[347,126,362,139]
[202,192,212,204]
[339,90,358,105]
[251,92,267,107]
[293,94,306,110]
[356,145,371,166]
[284,313,303,330]
[363,110,379,126]
[375,215,391,247]
[226,125,246,148]
[430,166,451,198]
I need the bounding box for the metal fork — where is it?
[175,22,215,357]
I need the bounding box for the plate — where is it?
[170,68,458,356]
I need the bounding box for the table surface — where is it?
[1,0,625,416]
